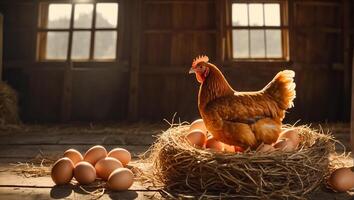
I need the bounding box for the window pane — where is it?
[71,31,91,60]
[74,4,93,28]
[96,3,118,28]
[94,31,117,59]
[249,4,263,26]
[233,30,249,58]
[47,4,72,29]
[266,30,282,58]
[250,30,265,58]
[264,4,280,26]
[232,4,248,26]
[46,32,69,60]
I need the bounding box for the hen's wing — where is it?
[205,91,283,124]
[203,92,282,148]
[205,70,295,123]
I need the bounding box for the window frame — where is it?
[229,0,289,61]
[36,0,121,62]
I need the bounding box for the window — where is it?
[37,2,119,61]
[230,2,288,60]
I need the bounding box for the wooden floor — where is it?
[0,123,353,200]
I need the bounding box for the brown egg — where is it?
[186,129,207,148]
[223,143,235,152]
[64,149,83,165]
[51,158,74,185]
[74,161,96,185]
[107,148,131,166]
[329,167,354,192]
[83,145,107,165]
[206,137,223,151]
[257,144,275,153]
[95,157,123,180]
[279,129,301,147]
[189,119,207,133]
[108,168,134,191]
[273,139,296,152]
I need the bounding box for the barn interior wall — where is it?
[0,0,352,123]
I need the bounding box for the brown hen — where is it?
[189,56,296,149]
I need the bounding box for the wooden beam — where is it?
[61,5,75,122]
[343,0,351,121]
[128,0,142,121]
[61,62,73,122]
[215,0,223,63]
[143,29,217,34]
[0,13,3,81]
[351,51,354,160]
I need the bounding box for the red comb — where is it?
[192,55,209,68]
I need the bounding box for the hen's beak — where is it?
[189,67,195,74]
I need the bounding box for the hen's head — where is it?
[189,55,211,83]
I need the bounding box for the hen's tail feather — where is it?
[264,70,296,110]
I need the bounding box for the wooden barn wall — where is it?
[0,0,131,122]
[0,0,353,123]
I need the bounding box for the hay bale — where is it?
[143,125,340,199]
[0,81,20,125]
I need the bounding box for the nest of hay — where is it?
[143,124,340,199]
[0,82,20,125]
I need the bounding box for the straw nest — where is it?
[142,124,342,199]
[0,81,20,125]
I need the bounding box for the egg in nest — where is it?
[186,129,207,148]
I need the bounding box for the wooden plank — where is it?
[128,0,142,121]
[144,29,217,33]
[215,0,223,63]
[0,164,155,191]
[343,0,352,121]
[0,187,160,200]
[61,62,73,122]
[0,161,160,199]
[351,51,354,159]
[145,0,213,4]
[0,144,149,159]
[0,159,353,199]
[61,4,75,122]
[0,13,3,81]
[0,132,156,145]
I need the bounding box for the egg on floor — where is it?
[273,139,296,152]
[205,137,223,152]
[95,157,123,180]
[51,157,74,185]
[63,149,83,165]
[74,161,96,185]
[186,129,207,148]
[107,148,131,166]
[328,167,354,192]
[108,168,134,191]
[189,119,207,133]
[278,129,301,147]
[83,145,107,165]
